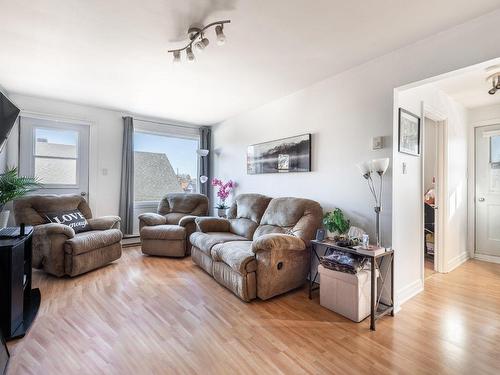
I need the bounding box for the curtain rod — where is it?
[131,116,209,130]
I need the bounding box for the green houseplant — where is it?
[0,167,41,227]
[323,208,350,238]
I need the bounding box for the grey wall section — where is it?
[212,10,500,307]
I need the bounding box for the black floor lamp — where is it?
[357,158,390,247]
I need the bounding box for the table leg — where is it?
[309,243,314,299]
[370,258,376,330]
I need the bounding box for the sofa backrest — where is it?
[253,197,323,245]
[227,193,272,239]
[13,194,93,226]
[157,193,209,224]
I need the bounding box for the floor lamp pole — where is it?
[374,206,381,247]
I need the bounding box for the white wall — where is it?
[5,94,125,217]
[397,85,469,285]
[213,10,500,308]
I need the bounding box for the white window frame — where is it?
[19,116,90,191]
[132,121,201,207]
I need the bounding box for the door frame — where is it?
[422,103,448,275]
[469,118,500,264]
[17,111,94,206]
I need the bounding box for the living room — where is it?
[1,1,500,374]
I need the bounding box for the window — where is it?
[34,128,79,185]
[133,131,199,203]
[491,135,500,163]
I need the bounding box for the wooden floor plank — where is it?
[6,247,500,374]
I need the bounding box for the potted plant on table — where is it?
[0,167,41,228]
[323,208,351,243]
[211,178,235,217]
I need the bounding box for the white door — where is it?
[19,116,90,198]
[475,124,500,257]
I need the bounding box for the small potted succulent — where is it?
[211,178,235,217]
[0,167,41,228]
[323,208,351,244]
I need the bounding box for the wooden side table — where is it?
[310,239,394,330]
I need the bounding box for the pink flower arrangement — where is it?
[212,178,235,209]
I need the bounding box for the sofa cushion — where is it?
[64,229,122,255]
[226,194,272,239]
[140,224,186,240]
[211,241,256,274]
[254,197,323,245]
[190,232,247,255]
[164,213,187,225]
[157,193,209,217]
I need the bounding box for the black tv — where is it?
[0,91,20,153]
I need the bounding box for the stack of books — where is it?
[353,245,387,256]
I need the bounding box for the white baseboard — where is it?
[474,253,500,264]
[395,278,423,313]
[447,252,469,272]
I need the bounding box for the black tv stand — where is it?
[0,227,40,341]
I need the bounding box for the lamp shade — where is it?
[356,161,372,177]
[196,149,209,157]
[371,158,390,175]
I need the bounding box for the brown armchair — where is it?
[138,193,209,257]
[13,194,122,277]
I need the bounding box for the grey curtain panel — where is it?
[200,126,211,197]
[119,116,135,235]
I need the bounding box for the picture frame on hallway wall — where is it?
[247,133,311,174]
[398,108,421,156]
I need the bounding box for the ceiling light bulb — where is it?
[186,46,195,62]
[489,78,497,95]
[172,50,181,64]
[195,37,210,52]
[215,25,226,46]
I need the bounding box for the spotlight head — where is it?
[215,25,226,46]
[195,37,210,52]
[172,50,181,64]
[489,78,497,95]
[186,46,195,62]
[496,76,500,90]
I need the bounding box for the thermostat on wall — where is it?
[372,136,383,150]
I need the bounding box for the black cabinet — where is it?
[0,229,40,341]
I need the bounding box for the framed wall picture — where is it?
[398,108,421,156]
[247,133,311,174]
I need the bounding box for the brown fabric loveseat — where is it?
[190,194,322,301]
[14,194,122,277]
[138,193,209,257]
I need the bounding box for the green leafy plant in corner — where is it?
[323,208,350,235]
[0,167,41,211]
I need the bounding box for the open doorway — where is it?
[423,117,438,278]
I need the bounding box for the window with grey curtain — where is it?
[200,126,211,197]
[119,117,134,235]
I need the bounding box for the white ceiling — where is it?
[1,0,500,125]
[430,60,500,108]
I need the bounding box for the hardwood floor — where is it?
[6,248,500,375]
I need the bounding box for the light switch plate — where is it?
[402,162,407,174]
[102,168,108,176]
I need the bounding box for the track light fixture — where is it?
[168,20,230,63]
[487,72,500,95]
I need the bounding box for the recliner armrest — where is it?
[87,216,121,230]
[195,216,230,233]
[138,213,167,227]
[178,215,197,227]
[252,233,306,253]
[34,223,75,239]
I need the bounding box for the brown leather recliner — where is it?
[138,193,209,257]
[190,194,323,301]
[13,194,122,277]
